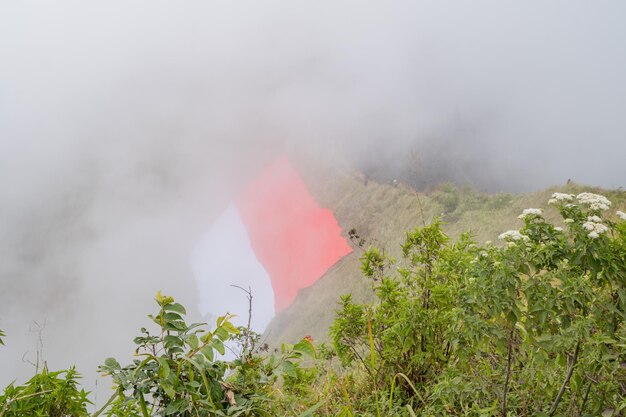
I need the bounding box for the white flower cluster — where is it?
[617,211,626,221]
[548,192,574,205]
[518,208,543,219]
[576,192,611,211]
[582,217,609,239]
[498,230,530,242]
[563,218,574,224]
[554,227,564,232]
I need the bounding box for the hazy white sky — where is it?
[1,0,625,402]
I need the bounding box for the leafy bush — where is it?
[0,367,91,417]
[329,192,626,416]
[0,292,315,417]
[99,291,316,417]
[99,290,249,416]
[2,190,625,417]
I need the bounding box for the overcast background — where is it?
[1,0,625,404]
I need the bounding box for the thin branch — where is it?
[549,341,581,416]
[407,186,427,228]
[579,378,593,415]
[92,391,119,417]
[1,389,54,417]
[230,285,253,355]
[502,326,515,417]
[230,285,253,334]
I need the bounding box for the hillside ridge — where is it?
[263,158,626,346]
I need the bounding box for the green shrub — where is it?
[0,367,91,417]
[329,192,626,416]
[99,291,316,417]
[2,190,625,417]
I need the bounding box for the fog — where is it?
[1,0,625,400]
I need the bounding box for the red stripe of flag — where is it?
[236,155,352,312]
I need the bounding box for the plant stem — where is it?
[548,341,581,416]
[231,285,253,355]
[0,390,54,417]
[138,392,150,417]
[502,326,515,417]
[579,378,593,415]
[92,392,119,417]
[367,318,381,417]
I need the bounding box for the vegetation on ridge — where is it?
[1,190,626,416]
[265,176,626,346]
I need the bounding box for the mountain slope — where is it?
[263,157,626,347]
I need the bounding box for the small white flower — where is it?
[587,215,602,223]
[485,240,493,246]
[577,192,612,211]
[554,227,563,232]
[617,211,626,220]
[583,219,609,238]
[583,222,595,231]
[564,218,574,224]
[549,193,574,203]
[518,208,543,219]
[498,230,529,242]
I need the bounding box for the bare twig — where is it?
[405,186,427,228]
[230,285,253,355]
[22,320,47,372]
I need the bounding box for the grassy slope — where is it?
[262,157,626,347]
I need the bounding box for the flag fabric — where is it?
[191,156,352,332]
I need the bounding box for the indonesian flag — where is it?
[191,156,352,332]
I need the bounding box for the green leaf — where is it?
[214,326,229,342]
[201,345,214,362]
[211,339,225,355]
[165,398,189,415]
[200,331,213,344]
[163,312,183,322]
[161,381,176,399]
[103,357,121,370]
[164,303,186,315]
[157,357,170,379]
[293,338,316,358]
[216,315,227,327]
[164,335,183,349]
[187,334,199,350]
[164,321,186,331]
[221,320,240,335]
[280,360,297,377]
[297,401,324,416]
